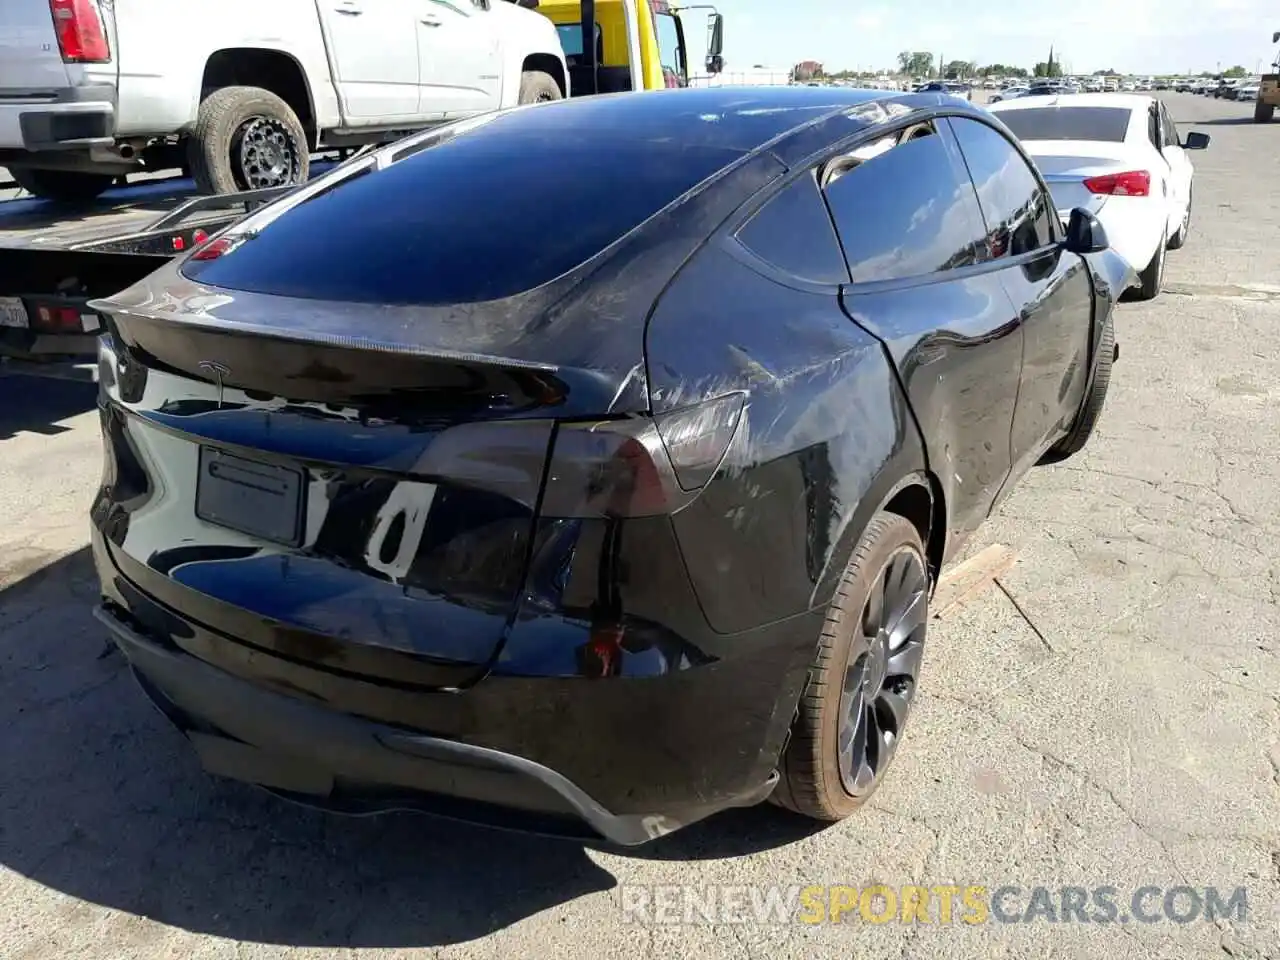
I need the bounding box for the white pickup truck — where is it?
[0,0,567,201]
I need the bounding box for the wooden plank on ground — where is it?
[932,544,1017,620]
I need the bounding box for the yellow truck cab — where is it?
[531,0,724,96]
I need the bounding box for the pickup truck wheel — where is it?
[1255,101,1275,123]
[771,514,929,822]
[518,71,563,105]
[9,167,115,203]
[187,86,309,195]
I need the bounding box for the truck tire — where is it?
[518,70,563,105]
[1254,101,1275,123]
[187,86,309,195]
[9,167,115,204]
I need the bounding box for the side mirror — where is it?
[705,54,724,74]
[1182,131,1210,150]
[1063,207,1110,254]
[706,13,724,58]
[1273,30,1279,43]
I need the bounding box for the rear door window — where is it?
[1160,103,1179,148]
[819,122,988,283]
[948,117,1056,258]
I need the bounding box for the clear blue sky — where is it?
[706,0,1276,75]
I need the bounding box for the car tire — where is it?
[1041,320,1115,462]
[518,71,564,105]
[187,86,310,196]
[9,167,115,203]
[1133,232,1166,301]
[1255,101,1275,123]
[1167,187,1191,250]
[771,513,929,822]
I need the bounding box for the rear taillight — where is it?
[48,0,111,63]
[540,393,746,518]
[1083,170,1151,197]
[33,302,99,333]
[189,235,237,261]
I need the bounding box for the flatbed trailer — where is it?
[0,172,320,373]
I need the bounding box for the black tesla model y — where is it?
[89,87,1132,845]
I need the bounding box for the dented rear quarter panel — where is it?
[644,244,926,635]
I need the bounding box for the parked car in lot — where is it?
[1235,82,1261,103]
[991,84,1030,103]
[990,93,1209,300]
[919,80,972,101]
[88,87,1131,845]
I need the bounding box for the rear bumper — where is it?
[96,603,778,846]
[0,83,116,151]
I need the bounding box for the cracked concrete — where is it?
[1,92,1277,958]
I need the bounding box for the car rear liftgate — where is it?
[93,311,578,691]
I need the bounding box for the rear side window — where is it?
[995,106,1133,143]
[734,170,849,285]
[821,124,987,284]
[1160,103,1178,147]
[184,117,741,306]
[948,117,1055,258]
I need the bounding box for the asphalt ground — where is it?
[0,90,1276,959]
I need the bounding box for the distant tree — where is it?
[978,63,1028,77]
[1223,65,1247,77]
[1034,60,1065,78]
[897,51,935,77]
[1091,68,1119,76]
[943,60,978,78]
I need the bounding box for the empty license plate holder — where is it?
[195,447,305,546]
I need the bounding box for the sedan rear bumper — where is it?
[94,603,778,846]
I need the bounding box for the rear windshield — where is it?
[996,106,1131,143]
[184,109,741,306]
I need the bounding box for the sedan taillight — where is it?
[1083,170,1151,197]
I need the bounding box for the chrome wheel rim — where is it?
[837,546,928,797]
[234,116,302,190]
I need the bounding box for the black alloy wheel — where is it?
[233,116,303,191]
[837,545,928,797]
[772,512,930,821]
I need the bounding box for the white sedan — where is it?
[989,93,1210,299]
[991,85,1029,103]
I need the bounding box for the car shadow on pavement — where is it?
[1,548,823,949]
[0,371,97,439]
[1188,116,1266,125]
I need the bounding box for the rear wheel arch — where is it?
[200,48,316,147]
[521,54,567,99]
[881,473,947,587]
